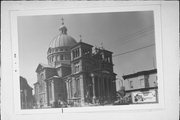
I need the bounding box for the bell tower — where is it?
[70,39,93,105]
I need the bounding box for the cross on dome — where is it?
[59,17,67,34]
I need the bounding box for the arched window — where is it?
[53,56,56,61]
[102,53,104,60]
[41,73,44,80]
[60,55,64,60]
[51,56,53,62]
[48,48,51,53]
[50,57,52,62]
[108,57,111,63]
[65,54,69,60]
[74,62,80,73]
[55,56,57,61]
[57,55,60,61]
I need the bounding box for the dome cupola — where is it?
[59,24,67,34]
[47,18,77,67]
[49,18,77,48]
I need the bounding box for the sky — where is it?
[18,11,156,89]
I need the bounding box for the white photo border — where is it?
[10,3,165,115]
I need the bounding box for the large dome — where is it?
[49,25,77,48]
[49,34,77,48]
[47,23,77,67]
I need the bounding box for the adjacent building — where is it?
[20,76,33,109]
[34,21,116,108]
[122,69,158,104]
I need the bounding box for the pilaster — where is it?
[91,73,96,104]
[79,75,85,105]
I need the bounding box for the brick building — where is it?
[122,69,157,91]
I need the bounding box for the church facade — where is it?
[34,20,116,108]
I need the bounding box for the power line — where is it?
[118,25,154,45]
[116,29,154,52]
[120,28,154,46]
[113,44,155,57]
[121,25,153,40]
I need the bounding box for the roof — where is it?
[55,63,71,68]
[39,63,52,68]
[35,63,54,73]
[49,34,77,48]
[93,48,113,57]
[71,41,93,49]
[20,76,33,90]
[33,81,39,85]
[122,69,157,80]
[49,25,77,48]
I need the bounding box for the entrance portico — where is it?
[90,72,116,105]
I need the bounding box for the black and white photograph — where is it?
[17,11,159,109]
[2,1,179,120]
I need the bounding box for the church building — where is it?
[34,19,116,108]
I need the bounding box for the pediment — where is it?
[35,63,53,73]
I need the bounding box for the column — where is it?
[46,82,49,106]
[98,77,100,102]
[111,76,116,101]
[91,73,96,104]
[102,76,105,102]
[109,77,112,102]
[79,75,84,106]
[106,77,110,102]
[72,77,75,97]
[65,80,69,103]
[51,81,55,103]
[71,50,73,61]
[99,76,102,103]
[69,80,72,99]
[44,82,47,107]
[110,77,114,100]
